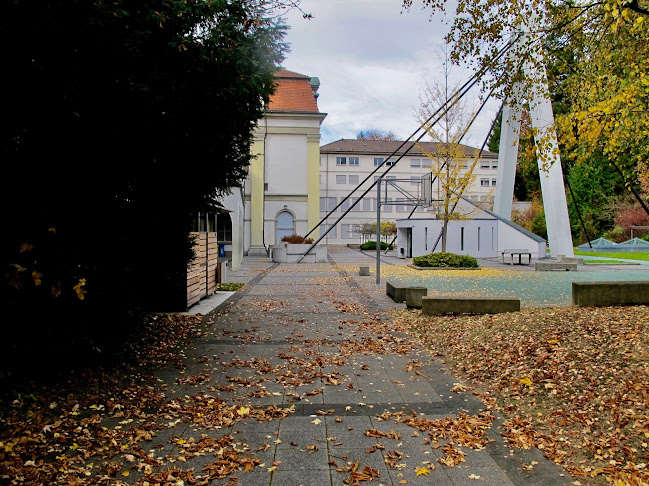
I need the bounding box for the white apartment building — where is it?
[318,139,499,245]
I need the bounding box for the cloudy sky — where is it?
[279,0,501,147]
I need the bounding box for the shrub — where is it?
[280,234,314,244]
[413,252,478,268]
[360,241,393,250]
[215,283,244,291]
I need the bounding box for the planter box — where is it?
[272,244,328,263]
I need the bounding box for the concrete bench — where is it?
[535,262,578,271]
[558,255,584,265]
[501,249,532,265]
[573,281,649,307]
[406,287,427,309]
[422,296,520,315]
[386,281,408,303]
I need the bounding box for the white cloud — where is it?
[280,0,501,148]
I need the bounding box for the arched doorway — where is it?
[276,210,295,243]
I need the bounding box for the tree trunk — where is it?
[442,219,449,252]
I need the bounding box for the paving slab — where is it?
[137,246,572,485]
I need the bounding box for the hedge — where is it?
[412,252,479,268]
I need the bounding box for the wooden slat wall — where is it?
[187,232,219,308]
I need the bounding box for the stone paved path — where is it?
[157,246,569,485]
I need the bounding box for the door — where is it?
[276,211,295,243]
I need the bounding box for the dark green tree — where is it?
[0,0,286,375]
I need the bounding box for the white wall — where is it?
[221,189,245,271]
[318,151,499,246]
[396,219,498,258]
[266,134,308,196]
[396,218,546,259]
[497,222,547,259]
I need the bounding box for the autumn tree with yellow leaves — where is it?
[405,0,649,210]
[415,56,484,252]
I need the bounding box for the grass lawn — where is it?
[394,305,649,485]
[583,260,628,264]
[574,249,649,261]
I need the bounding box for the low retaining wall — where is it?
[572,281,649,307]
[422,296,520,315]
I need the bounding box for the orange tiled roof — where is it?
[268,68,320,113]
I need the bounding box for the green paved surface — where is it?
[383,267,649,307]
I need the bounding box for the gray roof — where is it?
[578,237,618,249]
[469,199,546,243]
[618,237,649,247]
[320,139,497,159]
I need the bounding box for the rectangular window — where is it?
[198,212,206,232]
[480,161,490,169]
[319,223,337,239]
[374,157,384,166]
[480,179,490,187]
[410,158,421,168]
[492,179,497,186]
[349,174,359,185]
[349,157,359,166]
[320,197,336,211]
[336,157,347,165]
[422,159,432,168]
[336,175,346,184]
[383,198,392,213]
[460,227,465,251]
[386,158,396,166]
[492,162,498,169]
[362,197,376,211]
[350,197,361,211]
[341,199,350,211]
[341,224,360,239]
[396,198,409,213]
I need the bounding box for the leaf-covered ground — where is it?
[392,305,649,486]
[0,314,207,485]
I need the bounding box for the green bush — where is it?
[412,252,478,268]
[360,241,393,250]
[215,282,244,291]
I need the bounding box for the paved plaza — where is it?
[165,245,574,485]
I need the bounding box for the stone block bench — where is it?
[386,281,408,303]
[422,296,520,315]
[557,255,584,265]
[535,262,578,271]
[406,287,427,309]
[573,281,649,307]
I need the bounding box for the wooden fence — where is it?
[187,232,219,308]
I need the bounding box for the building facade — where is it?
[244,69,326,255]
[317,139,499,245]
